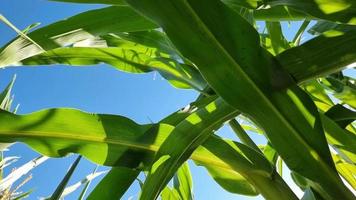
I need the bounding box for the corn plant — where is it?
[0,0,355,199]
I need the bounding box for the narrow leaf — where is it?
[47,156,82,200]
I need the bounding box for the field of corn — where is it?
[0,0,356,199]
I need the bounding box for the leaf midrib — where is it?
[181,0,323,165]
[0,130,240,173]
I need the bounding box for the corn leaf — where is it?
[266,22,290,55]
[49,0,127,5]
[333,154,356,189]
[308,20,356,35]
[125,1,354,199]
[201,164,258,196]
[0,107,274,197]
[224,0,356,25]
[47,156,81,200]
[0,6,157,67]
[160,187,181,200]
[277,30,356,83]
[321,114,356,163]
[137,96,282,199]
[301,188,323,200]
[173,162,193,200]
[21,34,206,90]
[325,104,356,128]
[87,167,139,200]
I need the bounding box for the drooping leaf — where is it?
[21,45,205,90]
[125,1,352,199]
[49,0,127,5]
[138,95,287,200]
[0,107,271,197]
[0,6,157,67]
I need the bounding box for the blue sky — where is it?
[0,1,340,199]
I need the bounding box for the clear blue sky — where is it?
[0,1,337,199]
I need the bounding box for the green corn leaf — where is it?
[303,80,334,112]
[49,0,127,5]
[264,0,356,25]
[48,156,82,200]
[0,6,157,67]
[301,188,324,200]
[106,31,181,58]
[223,0,356,25]
[252,6,311,21]
[260,34,275,55]
[87,167,139,200]
[17,30,206,90]
[160,97,261,197]
[21,46,205,90]
[321,114,356,164]
[173,162,193,200]
[0,75,16,111]
[333,154,356,189]
[201,164,258,196]
[266,21,290,55]
[321,77,356,109]
[262,142,278,165]
[291,171,308,191]
[229,119,261,152]
[277,30,356,83]
[138,96,287,200]
[325,104,356,128]
[0,107,273,196]
[292,20,310,46]
[125,1,353,199]
[308,20,356,35]
[160,187,181,200]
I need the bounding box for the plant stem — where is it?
[229,119,297,199]
[247,171,298,200]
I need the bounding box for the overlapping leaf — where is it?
[125,0,354,199]
[0,6,157,67]
[20,31,206,90]
[223,0,356,25]
[0,105,278,198]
